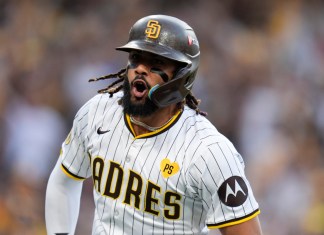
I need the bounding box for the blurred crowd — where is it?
[0,0,324,234]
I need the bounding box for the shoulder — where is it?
[71,92,123,130]
[86,91,123,109]
[76,92,123,117]
[180,106,224,142]
[180,106,242,164]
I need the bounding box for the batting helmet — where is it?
[116,15,200,108]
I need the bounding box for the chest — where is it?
[89,120,190,192]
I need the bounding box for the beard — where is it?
[121,77,159,117]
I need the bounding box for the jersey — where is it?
[60,92,260,235]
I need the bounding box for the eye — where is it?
[129,52,140,63]
[153,58,165,66]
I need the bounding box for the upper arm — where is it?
[45,158,84,234]
[186,133,261,231]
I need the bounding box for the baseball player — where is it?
[45,15,262,235]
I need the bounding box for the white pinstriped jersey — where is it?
[60,92,260,235]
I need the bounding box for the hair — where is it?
[89,68,207,116]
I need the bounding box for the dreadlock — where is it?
[89,68,207,116]
[185,92,207,117]
[89,68,127,97]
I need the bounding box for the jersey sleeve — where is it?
[60,100,92,180]
[187,136,260,229]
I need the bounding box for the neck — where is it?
[130,104,179,136]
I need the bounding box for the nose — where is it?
[133,61,151,76]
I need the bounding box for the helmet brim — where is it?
[116,40,191,65]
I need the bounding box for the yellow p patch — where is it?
[160,159,179,178]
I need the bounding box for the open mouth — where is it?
[131,79,149,99]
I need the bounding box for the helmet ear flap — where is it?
[149,64,192,107]
[184,70,197,90]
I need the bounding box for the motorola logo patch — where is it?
[218,176,248,207]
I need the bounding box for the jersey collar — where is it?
[124,109,182,139]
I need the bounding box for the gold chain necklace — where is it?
[129,115,174,132]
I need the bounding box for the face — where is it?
[122,51,179,117]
